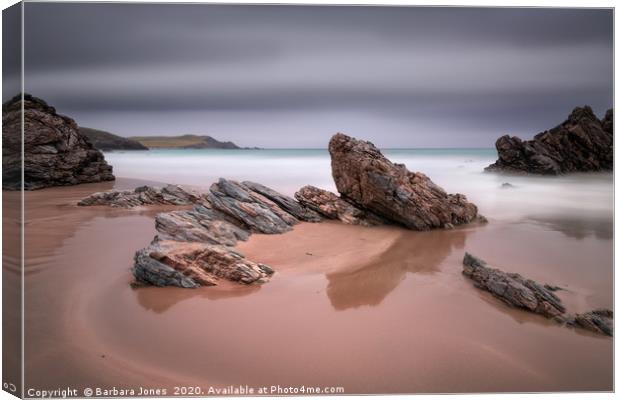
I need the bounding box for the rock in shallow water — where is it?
[329,133,480,230]
[462,253,613,336]
[485,106,613,175]
[2,94,115,190]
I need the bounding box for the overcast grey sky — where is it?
[21,3,613,148]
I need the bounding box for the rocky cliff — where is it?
[2,94,115,190]
[486,106,613,175]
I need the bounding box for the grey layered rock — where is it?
[329,133,480,230]
[566,309,613,337]
[462,253,565,318]
[155,204,250,246]
[134,249,200,288]
[207,178,299,234]
[486,106,613,175]
[295,185,386,226]
[134,240,274,287]
[133,179,320,288]
[2,94,115,190]
[243,181,322,222]
[463,253,613,336]
[78,184,201,207]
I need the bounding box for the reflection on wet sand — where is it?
[326,228,468,310]
[523,215,612,240]
[134,284,261,313]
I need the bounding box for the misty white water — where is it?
[104,148,612,237]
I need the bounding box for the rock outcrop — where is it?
[132,179,321,288]
[463,253,613,336]
[486,106,613,175]
[2,94,115,190]
[127,134,487,288]
[78,184,201,207]
[329,133,480,230]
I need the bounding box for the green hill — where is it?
[80,127,148,151]
[129,135,242,149]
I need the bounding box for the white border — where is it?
[0,1,616,400]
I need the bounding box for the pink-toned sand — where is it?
[6,178,612,394]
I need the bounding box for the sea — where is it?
[104,148,613,238]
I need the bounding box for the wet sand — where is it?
[13,178,613,394]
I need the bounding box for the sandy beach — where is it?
[13,177,612,394]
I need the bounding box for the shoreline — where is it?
[12,177,613,393]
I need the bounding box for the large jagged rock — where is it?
[132,179,320,288]
[295,185,385,226]
[486,106,613,175]
[463,253,613,336]
[2,94,114,190]
[329,133,480,230]
[78,184,201,207]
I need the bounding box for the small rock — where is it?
[462,252,565,318]
[462,253,613,336]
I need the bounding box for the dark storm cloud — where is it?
[22,3,613,147]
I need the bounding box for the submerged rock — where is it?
[463,253,613,336]
[462,253,565,318]
[329,133,479,230]
[78,184,201,207]
[2,94,115,190]
[295,185,385,226]
[486,106,613,175]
